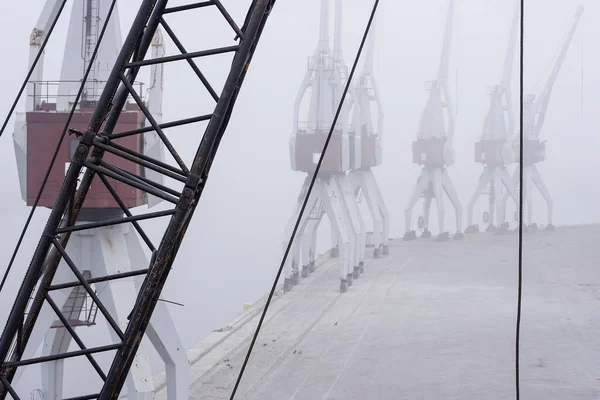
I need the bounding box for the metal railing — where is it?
[28,80,145,110]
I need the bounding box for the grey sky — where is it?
[0,0,597,394]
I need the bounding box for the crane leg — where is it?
[360,170,389,257]
[497,167,520,233]
[404,169,429,241]
[466,168,491,233]
[334,174,360,285]
[431,169,448,241]
[490,168,504,231]
[442,168,464,239]
[367,170,391,255]
[40,269,88,400]
[330,226,340,258]
[126,231,189,400]
[522,166,534,230]
[301,215,321,277]
[323,177,352,293]
[531,165,554,230]
[308,212,321,273]
[94,227,154,400]
[283,177,312,291]
[422,194,433,239]
[347,173,366,278]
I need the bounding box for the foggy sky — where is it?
[0,0,598,394]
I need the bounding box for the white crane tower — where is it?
[502,4,584,232]
[403,0,463,242]
[465,1,520,234]
[11,1,189,399]
[347,8,390,259]
[284,0,364,293]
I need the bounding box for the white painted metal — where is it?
[501,5,584,231]
[284,0,358,292]
[12,225,190,400]
[11,1,184,398]
[283,177,353,293]
[465,1,520,234]
[13,0,65,201]
[403,0,463,242]
[144,29,167,208]
[25,0,64,113]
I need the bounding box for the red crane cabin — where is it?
[26,102,147,209]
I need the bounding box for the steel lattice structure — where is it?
[0,0,275,398]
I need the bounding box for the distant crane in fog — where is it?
[284,0,363,293]
[403,0,463,242]
[502,4,584,231]
[465,1,520,235]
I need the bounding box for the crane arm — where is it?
[500,0,520,90]
[437,0,455,81]
[318,0,329,53]
[440,0,456,144]
[533,5,584,117]
[333,0,343,65]
[501,0,520,141]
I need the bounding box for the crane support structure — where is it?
[403,0,463,242]
[465,0,520,234]
[0,0,276,399]
[284,0,362,293]
[502,4,584,231]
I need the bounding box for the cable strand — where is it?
[227,1,380,398]
[516,0,524,398]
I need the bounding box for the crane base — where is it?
[340,279,348,293]
[374,248,381,258]
[346,273,353,286]
[403,231,417,241]
[436,232,450,242]
[465,225,479,234]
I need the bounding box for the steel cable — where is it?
[516,0,524,398]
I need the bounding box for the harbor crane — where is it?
[283,0,363,293]
[0,0,275,398]
[502,4,584,231]
[465,1,520,234]
[403,0,463,242]
[11,1,189,398]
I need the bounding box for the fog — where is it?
[0,0,598,398]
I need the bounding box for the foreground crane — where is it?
[403,0,463,242]
[0,0,276,398]
[502,4,583,231]
[465,1,520,234]
[10,1,191,398]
